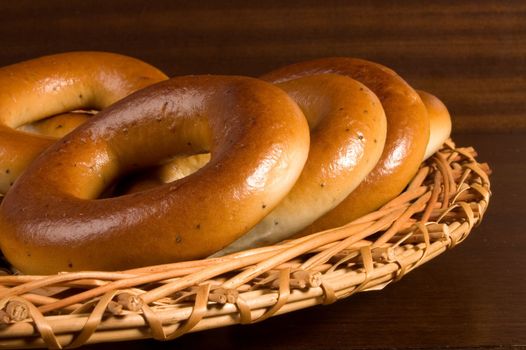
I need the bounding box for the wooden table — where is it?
[0,1,524,348]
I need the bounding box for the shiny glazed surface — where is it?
[216,74,387,254]
[417,90,452,160]
[261,57,430,233]
[0,75,310,274]
[0,51,168,193]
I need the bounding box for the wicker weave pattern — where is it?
[0,140,491,349]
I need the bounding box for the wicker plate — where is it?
[0,140,491,349]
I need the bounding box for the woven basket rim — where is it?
[0,139,491,349]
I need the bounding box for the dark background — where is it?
[0,1,524,349]
[1,0,525,133]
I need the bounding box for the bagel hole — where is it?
[17,110,98,138]
[105,153,211,197]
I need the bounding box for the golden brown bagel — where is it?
[215,74,386,255]
[0,75,310,274]
[417,90,452,159]
[0,51,168,194]
[260,57,430,234]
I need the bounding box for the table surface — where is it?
[0,1,525,349]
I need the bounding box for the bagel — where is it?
[0,75,310,274]
[0,51,168,194]
[417,90,452,159]
[214,74,387,255]
[260,57,430,234]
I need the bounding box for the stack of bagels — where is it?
[0,52,451,275]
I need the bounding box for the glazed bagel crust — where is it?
[261,57,430,233]
[417,90,452,159]
[216,74,386,254]
[0,75,310,274]
[0,51,168,193]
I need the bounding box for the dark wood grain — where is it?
[0,1,524,348]
[1,1,525,132]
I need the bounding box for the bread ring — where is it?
[261,57,430,234]
[0,75,310,274]
[0,51,168,194]
[417,90,452,159]
[214,74,386,255]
